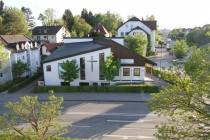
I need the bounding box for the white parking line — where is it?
[116,127,156,130]
[65,112,157,117]
[103,134,155,139]
[107,120,152,123]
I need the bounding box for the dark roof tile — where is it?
[32,26,63,35]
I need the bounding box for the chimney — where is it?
[16,43,19,51]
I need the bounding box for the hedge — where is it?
[0,77,26,93]
[8,71,42,93]
[34,84,159,93]
[0,134,89,140]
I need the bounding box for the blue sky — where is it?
[4,0,210,30]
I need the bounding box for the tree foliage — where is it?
[0,0,4,16]
[2,7,28,35]
[38,8,62,26]
[71,15,92,37]
[81,8,92,25]
[0,41,9,69]
[21,7,36,30]
[148,47,210,139]
[60,59,80,84]
[102,52,120,83]
[62,9,74,32]
[0,93,70,140]
[12,60,29,78]
[124,33,148,56]
[173,40,188,58]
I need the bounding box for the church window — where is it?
[58,63,63,79]
[46,65,51,72]
[123,68,130,76]
[133,68,140,76]
[80,57,85,80]
[99,53,104,80]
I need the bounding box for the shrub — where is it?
[34,84,159,93]
[147,50,156,56]
[8,71,42,93]
[166,48,171,51]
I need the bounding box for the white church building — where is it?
[42,37,156,86]
[117,17,157,51]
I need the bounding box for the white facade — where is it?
[64,38,124,46]
[0,50,13,84]
[33,26,70,45]
[117,21,156,51]
[42,46,51,56]
[43,48,145,86]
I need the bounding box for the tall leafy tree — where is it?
[102,52,120,84]
[12,60,29,78]
[0,41,9,69]
[62,9,74,31]
[0,0,4,16]
[0,94,70,139]
[72,15,92,37]
[60,59,80,84]
[173,39,188,58]
[81,8,92,25]
[148,47,210,140]
[124,33,148,56]
[2,7,28,35]
[38,8,62,26]
[90,13,104,26]
[101,11,123,35]
[21,7,36,30]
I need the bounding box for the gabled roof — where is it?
[126,26,148,35]
[89,23,109,34]
[42,41,110,63]
[44,43,64,53]
[117,17,157,30]
[6,41,39,53]
[32,26,63,35]
[0,35,31,46]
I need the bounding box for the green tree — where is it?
[148,47,210,140]
[12,60,29,78]
[62,9,74,31]
[38,8,62,26]
[2,7,28,35]
[21,7,36,30]
[0,93,70,140]
[0,0,4,16]
[102,52,120,84]
[124,33,148,56]
[60,59,80,84]
[0,41,9,69]
[72,15,92,37]
[70,30,77,37]
[173,40,188,58]
[146,14,155,20]
[90,13,104,26]
[101,11,123,35]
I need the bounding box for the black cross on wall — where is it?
[87,56,97,72]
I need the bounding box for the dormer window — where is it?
[98,30,100,32]
[44,30,47,33]
[38,30,41,33]
[94,30,96,32]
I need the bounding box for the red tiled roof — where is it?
[44,43,64,53]
[89,23,109,34]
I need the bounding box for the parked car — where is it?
[172,59,184,64]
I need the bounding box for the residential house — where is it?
[42,43,63,56]
[42,38,156,86]
[32,26,70,54]
[117,17,157,51]
[88,23,109,37]
[0,35,40,83]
